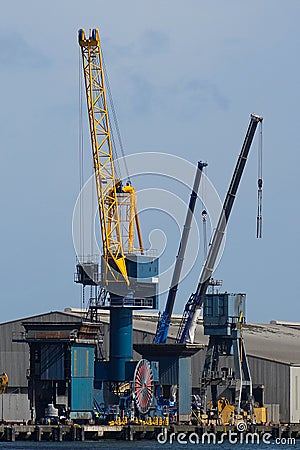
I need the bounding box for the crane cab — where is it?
[101,254,159,309]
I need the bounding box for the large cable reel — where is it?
[133,359,154,414]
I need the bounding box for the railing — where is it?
[109,297,153,308]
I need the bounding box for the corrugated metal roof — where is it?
[131,315,300,366]
[0,310,82,326]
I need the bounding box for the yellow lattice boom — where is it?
[78,28,143,286]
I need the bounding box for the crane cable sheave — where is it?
[78,28,130,284]
[250,113,263,122]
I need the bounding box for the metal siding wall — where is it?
[0,322,29,387]
[132,328,154,344]
[101,324,110,359]
[71,378,94,411]
[132,329,155,360]
[1,394,31,422]
[191,348,206,387]
[40,343,64,380]
[179,357,191,417]
[248,356,290,423]
[158,357,178,385]
[290,366,300,423]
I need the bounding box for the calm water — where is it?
[0,440,298,449]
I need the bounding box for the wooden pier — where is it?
[0,423,299,442]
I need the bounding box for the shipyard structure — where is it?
[0,28,297,443]
[1,309,299,426]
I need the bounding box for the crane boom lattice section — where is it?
[79,29,128,283]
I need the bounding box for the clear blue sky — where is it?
[1,1,299,323]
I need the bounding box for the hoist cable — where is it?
[78,47,85,258]
[82,285,85,311]
[202,211,208,260]
[258,120,263,180]
[91,164,95,258]
[110,123,121,180]
[257,121,263,238]
[102,51,131,183]
[201,165,208,259]
[90,54,121,180]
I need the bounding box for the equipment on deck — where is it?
[200,293,253,417]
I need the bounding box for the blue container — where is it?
[71,377,94,412]
[71,345,94,413]
[71,345,94,378]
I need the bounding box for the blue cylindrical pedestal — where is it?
[109,308,133,381]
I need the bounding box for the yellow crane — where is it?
[78,28,143,288]
[76,29,158,392]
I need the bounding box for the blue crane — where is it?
[176,114,263,344]
[154,161,208,344]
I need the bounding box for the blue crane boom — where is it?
[176,114,263,344]
[154,161,207,344]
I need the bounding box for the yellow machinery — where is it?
[204,397,235,425]
[0,373,8,394]
[217,398,235,425]
[78,28,143,288]
[254,407,267,424]
[202,398,267,425]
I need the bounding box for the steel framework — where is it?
[79,28,129,284]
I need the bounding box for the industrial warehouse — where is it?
[0,309,299,440]
[0,26,298,444]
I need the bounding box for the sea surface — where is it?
[0,440,298,449]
